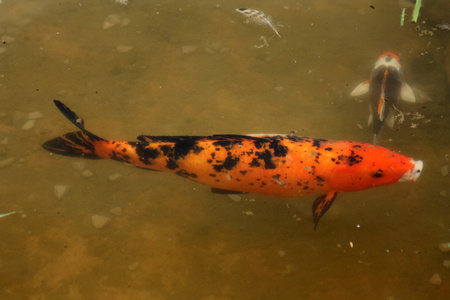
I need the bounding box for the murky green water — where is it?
[1,0,449,299]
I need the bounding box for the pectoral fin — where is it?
[400,83,416,103]
[312,191,338,229]
[350,80,370,97]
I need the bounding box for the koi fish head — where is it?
[328,144,423,192]
[374,52,401,72]
[399,159,423,182]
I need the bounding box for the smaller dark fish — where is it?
[351,52,416,144]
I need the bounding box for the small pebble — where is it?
[81,169,94,177]
[110,206,122,216]
[91,214,110,228]
[440,190,447,197]
[71,161,85,171]
[116,45,133,53]
[438,242,450,252]
[27,112,43,120]
[54,184,68,200]
[120,18,130,27]
[22,119,35,130]
[108,173,122,182]
[278,250,286,257]
[443,260,450,269]
[441,165,448,176]
[0,157,14,168]
[181,45,197,54]
[103,14,122,30]
[228,194,241,202]
[128,261,140,271]
[242,211,254,216]
[429,273,442,286]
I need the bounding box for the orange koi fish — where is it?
[43,101,423,228]
[350,52,416,144]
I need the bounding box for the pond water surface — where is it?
[0,0,449,299]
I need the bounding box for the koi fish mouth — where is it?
[400,160,423,182]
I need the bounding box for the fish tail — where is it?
[42,100,109,159]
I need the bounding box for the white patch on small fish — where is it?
[236,8,281,38]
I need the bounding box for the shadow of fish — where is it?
[43,101,423,229]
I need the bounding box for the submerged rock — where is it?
[181,45,197,54]
[0,157,14,168]
[438,242,450,252]
[110,206,122,216]
[103,14,122,30]
[81,169,94,178]
[108,173,122,182]
[91,214,110,228]
[27,112,43,120]
[22,119,35,130]
[128,261,140,271]
[116,45,133,53]
[429,273,442,286]
[54,184,68,200]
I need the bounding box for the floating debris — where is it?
[439,190,447,198]
[54,184,68,199]
[91,214,110,228]
[22,119,35,130]
[253,36,269,48]
[412,0,421,23]
[0,210,23,219]
[400,8,406,26]
[236,8,281,37]
[436,23,450,31]
[242,211,254,216]
[278,250,286,258]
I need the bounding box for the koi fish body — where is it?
[43,101,423,228]
[351,52,416,144]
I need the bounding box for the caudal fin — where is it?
[42,100,107,159]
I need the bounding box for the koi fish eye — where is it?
[399,160,423,182]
